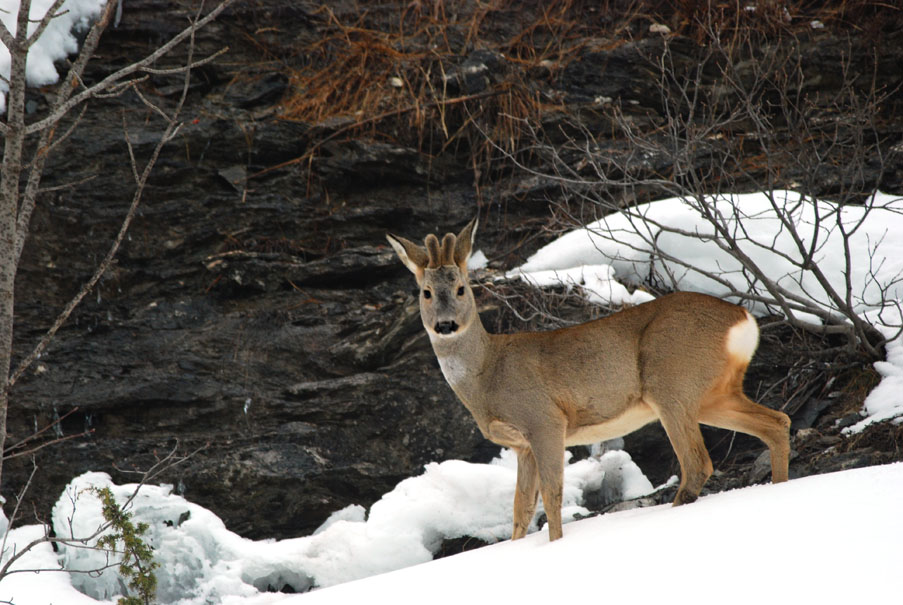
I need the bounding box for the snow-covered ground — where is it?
[288,462,903,605]
[3,461,902,604]
[2,449,655,604]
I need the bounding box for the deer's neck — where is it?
[429,317,491,401]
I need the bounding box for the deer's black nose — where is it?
[435,321,459,334]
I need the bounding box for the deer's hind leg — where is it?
[700,392,791,483]
[649,397,714,506]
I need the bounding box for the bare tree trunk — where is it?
[0,0,33,490]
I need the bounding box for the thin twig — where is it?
[2,406,87,456]
[0,441,205,582]
[22,0,235,136]
[9,2,207,387]
[0,460,39,561]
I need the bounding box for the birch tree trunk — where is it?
[0,0,33,488]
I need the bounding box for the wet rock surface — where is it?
[4,1,903,541]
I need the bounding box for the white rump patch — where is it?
[726,311,759,361]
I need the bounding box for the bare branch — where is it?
[13,0,118,267]
[138,45,229,76]
[9,0,209,386]
[477,30,898,359]
[0,441,203,583]
[24,0,235,136]
[23,0,67,50]
[2,406,85,458]
[0,460,39,558]
[3,430,94,462]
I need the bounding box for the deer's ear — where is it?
[453,216,478,272]
[387,233,428,281]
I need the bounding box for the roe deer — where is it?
[386,218,790,541]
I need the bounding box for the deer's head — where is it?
[387,218,478,338]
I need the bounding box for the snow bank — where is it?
[6,452,902,605]
[847,327,903,433]
[40,449,651,603]
[513,191,903,323]
[513,264,655,307]
[294,462,903,605]
[53,472,266,602]
[0,523,103,604]
[0,0,107,112]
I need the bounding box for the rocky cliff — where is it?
[4,0,902,541]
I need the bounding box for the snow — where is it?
[0,0,107,112]
[294,463,903,605]
[294,462,903,605]
[510,190,903,429]
[467,249,488,271]
[0,524,102,604]
[2,449,652,603]
[5,461,902,604]
[513,264,655,307]
[853,331,903,432]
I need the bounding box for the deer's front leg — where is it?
[529,419,567,541]
[512,447,539,540]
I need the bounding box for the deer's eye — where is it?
[457,286,465,296]
[423,290,432,299]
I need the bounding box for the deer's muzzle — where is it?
[435,321,459,335]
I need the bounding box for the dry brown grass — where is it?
[272,0,605,185]
[267,0,899,187]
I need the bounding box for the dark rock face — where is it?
[4,1,903,540]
